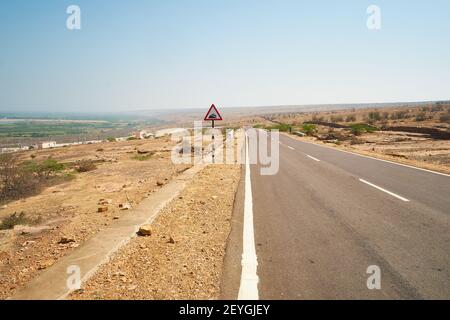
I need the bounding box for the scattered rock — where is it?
[138,225,152,236]
[168,236,175,244]
[98,199,112,205]
[156,181,164,187]
[113,216,120,220]
[13,225,50,236]
[38,259,56,270]
[119,203,131,210]
[21,240,35,247]
[98,206,108,213]
[59,236,75,244]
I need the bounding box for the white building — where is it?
[41,141,57,149]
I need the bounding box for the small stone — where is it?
[98,199,112,205]
[138,225,152,236]
[98,206,108,213]
[58,237,75,244]
[156,181,164,187]
[168,237,175,244]
[119,203,131,210]
[113,216,120,220]
[38,259,55,270]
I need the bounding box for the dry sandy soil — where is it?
[71,164,240,300]
[0,137,192,299]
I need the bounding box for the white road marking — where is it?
[283,136,450,178]
[306,154,321,162]
[238,133,259,300]
[287,146,295,150]
[359,179,410,202]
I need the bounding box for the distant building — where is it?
[134,130,155,140]
[1,147,20,153]
[41,141,57,149]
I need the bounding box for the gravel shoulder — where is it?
[71,164,241,300]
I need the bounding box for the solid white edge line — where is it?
[282,135,450,178]
[238,133,259,300]
[359,179,410,202]
[306,154,320,162]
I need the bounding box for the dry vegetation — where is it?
[253,102,450,173]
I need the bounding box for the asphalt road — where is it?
[223,131,450,300]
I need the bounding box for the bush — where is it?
[350,124,378,136]
[131,153,154,161]
[267,124,292,132]
[301,124,317,136]
[439,114,450,123]
[0,155,39,202]
[75,160,97,173]
[106,137,116,142]
[345,115,356,122]
[330,115,344,123]
[1,155,66,203]
[0,212,29,230]
[415,112,426,122]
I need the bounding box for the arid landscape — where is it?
[1,101,450,300]
[0,136,194,298]
[248,102,450,174]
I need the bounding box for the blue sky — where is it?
[0,0,449,112]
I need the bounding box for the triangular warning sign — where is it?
[204,104,223,121]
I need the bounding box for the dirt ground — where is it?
[0,137,192,299]
[71,164,240,300]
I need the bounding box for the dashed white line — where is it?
[306,154,321,162]
[287,146,295,150]
[359,179,410,202]
[238,133,259,300]
[283,136,450,178]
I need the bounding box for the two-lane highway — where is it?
[222,131,450,300]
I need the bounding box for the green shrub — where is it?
[350,123,378,136]
[266,124,292,132]
[301,124,317,136]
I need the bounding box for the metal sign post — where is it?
[204,104,223,164]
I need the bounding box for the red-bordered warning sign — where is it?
[204,104,223,121]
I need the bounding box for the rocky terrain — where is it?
[0,137,192,299]
[71,164,240,300]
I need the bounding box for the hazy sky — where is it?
[0,0,449,112]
